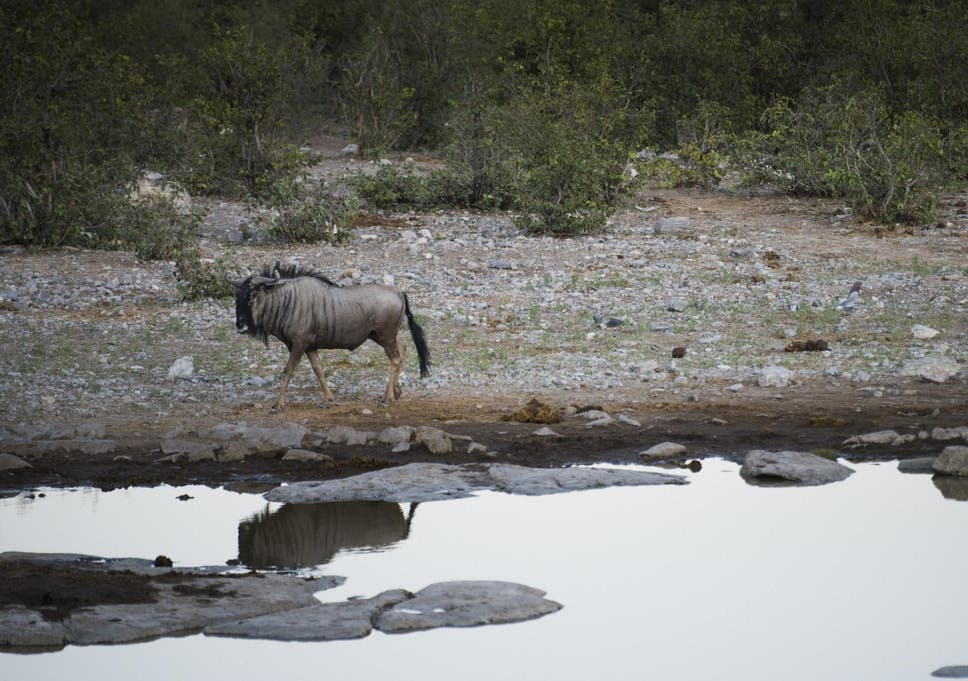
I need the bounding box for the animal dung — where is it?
[501,398,562,424]
[784,339,830,352]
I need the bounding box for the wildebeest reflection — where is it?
[238,501,416,569]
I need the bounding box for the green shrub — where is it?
[639,101,728,189]
[353,164,467,210]
[169,24,322,197]
[0,5,150,247]
[112,196,200,261]
[262,177,359,244]
[843,108,945,224]
[174,252,239,300]
[502,80,649,236]
[739,84,945,224]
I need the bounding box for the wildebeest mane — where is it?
[261,261,340,287]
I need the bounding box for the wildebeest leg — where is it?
[273,346,305,412]
[381,337,406,404]
[306,350,335,403]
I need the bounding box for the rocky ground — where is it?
[1,136,966,490]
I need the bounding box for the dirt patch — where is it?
[1,379,964,491]
[0,560,157,621]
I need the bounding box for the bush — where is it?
[639,101,728,189]
[739,84,946,224]
[168,24,323,197]
[353,164,467,210]
[112,196,200,261]
[0,4,151,247]
[174,252,239,301]
[262,177,359,244]
[502,81,649,236]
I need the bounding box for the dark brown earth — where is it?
[3,380,964,492]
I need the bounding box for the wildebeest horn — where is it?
[251,275,276,287]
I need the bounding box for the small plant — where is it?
[262,178,358,244]
[174,253,239,300]
[640,101,728,189]
[113,196,200,261]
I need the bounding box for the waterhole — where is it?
[1,460,967,681]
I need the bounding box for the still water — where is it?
[1,460,967,681]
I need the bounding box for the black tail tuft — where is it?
[403,293,431,378]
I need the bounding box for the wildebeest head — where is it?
[234,269,280,342]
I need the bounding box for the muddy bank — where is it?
[1,379,965,491]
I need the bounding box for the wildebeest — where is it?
[235,262,430,410]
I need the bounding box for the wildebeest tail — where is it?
[403,293,430,378]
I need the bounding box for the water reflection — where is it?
[933,475,968,502]
[237,501,416,569]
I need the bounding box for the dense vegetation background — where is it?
[2,0,966,254]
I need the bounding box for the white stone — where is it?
[911,324,940,340]
[933,446,968,476]
[640,442,687,459]
[843,430,902,446]
[758,365,793,388]
[741,450,854,486]
[167,356,194,380]
[282,449,332,463]
[533,427,561,437]
[932,426,968,442]
[901,356,961,383]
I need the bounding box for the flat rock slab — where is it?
[0,554,563,649]
[375,581,562,633]
[266,462,686,504]
[0,552,339,650]
[207,589,411,641]
[741,450,854,486]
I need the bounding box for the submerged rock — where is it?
[265,462,686,504]
[897,457,937,474]
[375,581,562,633]
[207,590,411,642]
[0,552,338,650]
[741,450,854,486]
[0,554,563,649]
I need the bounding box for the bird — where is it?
[836,282,862,311]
